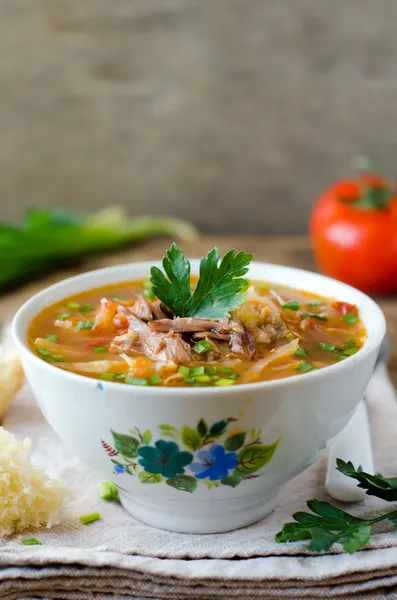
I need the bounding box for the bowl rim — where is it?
[12,259,386,396]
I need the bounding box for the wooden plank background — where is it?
[1,1,397,233]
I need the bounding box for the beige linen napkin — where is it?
[2,326,397,599]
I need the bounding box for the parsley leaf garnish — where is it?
[336,459,397,501]
[275,498,397,554]
[150,243,253,318]
[276,459,397,553]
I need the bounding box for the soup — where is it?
[28,279,366,387]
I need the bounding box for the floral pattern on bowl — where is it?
[101,417,279,493]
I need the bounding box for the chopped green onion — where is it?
[220,367,233,374]
[192,340,214,355]
[195,374,211,383]
[296,361,315,373]
[210,375,220,381]
[144,289,156,301]
[67,301,80,309]
[215,378,236,386]
[302,312,328,321]
[295,347,309,357]
[93,345,107,353]
[99,481,119,501]
[178,365,190,375]
[75,321,94,331]
[21,538,42,545]
[228,373,239,380]
[57,313,71,321]
[111,295,124,302]
[149,373,162,385]
[344,338,357,348]
[44,334,59,342]
[318,343,337,352]
[143,280,156,300]
[99,373,115,381]
[205,365,217,375]
[343,312,358,324]
[184,377,196,384]
[342,347,358,356]
[50,354,65,362]
[38,347,50,357]
[337,355,347,361]
[282,301,300,311]
[80,303,93,313]
[114,373,126,380]
[190,366,205,376]
[125,376,148,386]
[79,512,101,525]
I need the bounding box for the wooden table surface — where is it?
[2,235,396,383]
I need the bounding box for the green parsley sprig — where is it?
[276,459,397,554]
[150,243,253,318]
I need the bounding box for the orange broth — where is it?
[28,280,367,387]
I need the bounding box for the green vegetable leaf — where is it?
[181,426,202,451]
[235,439,280,474]
[150,243,192,318]
[336,459,397,501]
[276,498,386,554]
[276,464,397,554]
[111,431,140,458]
[166,474,197,493]
[150,244,253,318]
[342,525,371,554]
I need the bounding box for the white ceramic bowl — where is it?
[12,261,386,534]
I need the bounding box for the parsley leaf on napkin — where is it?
[276,460,397,554]
[336,459,397,501]
[150,243,253,318]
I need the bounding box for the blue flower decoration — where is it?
[189,444,238,480]
[113,464,126,474]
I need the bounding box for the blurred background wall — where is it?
[1,0,396,234]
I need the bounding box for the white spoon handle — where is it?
[325,398,373,502]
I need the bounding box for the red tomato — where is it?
[332,301,358,316]
[310,172,397,294]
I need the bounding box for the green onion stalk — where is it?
[0,207,198,290]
